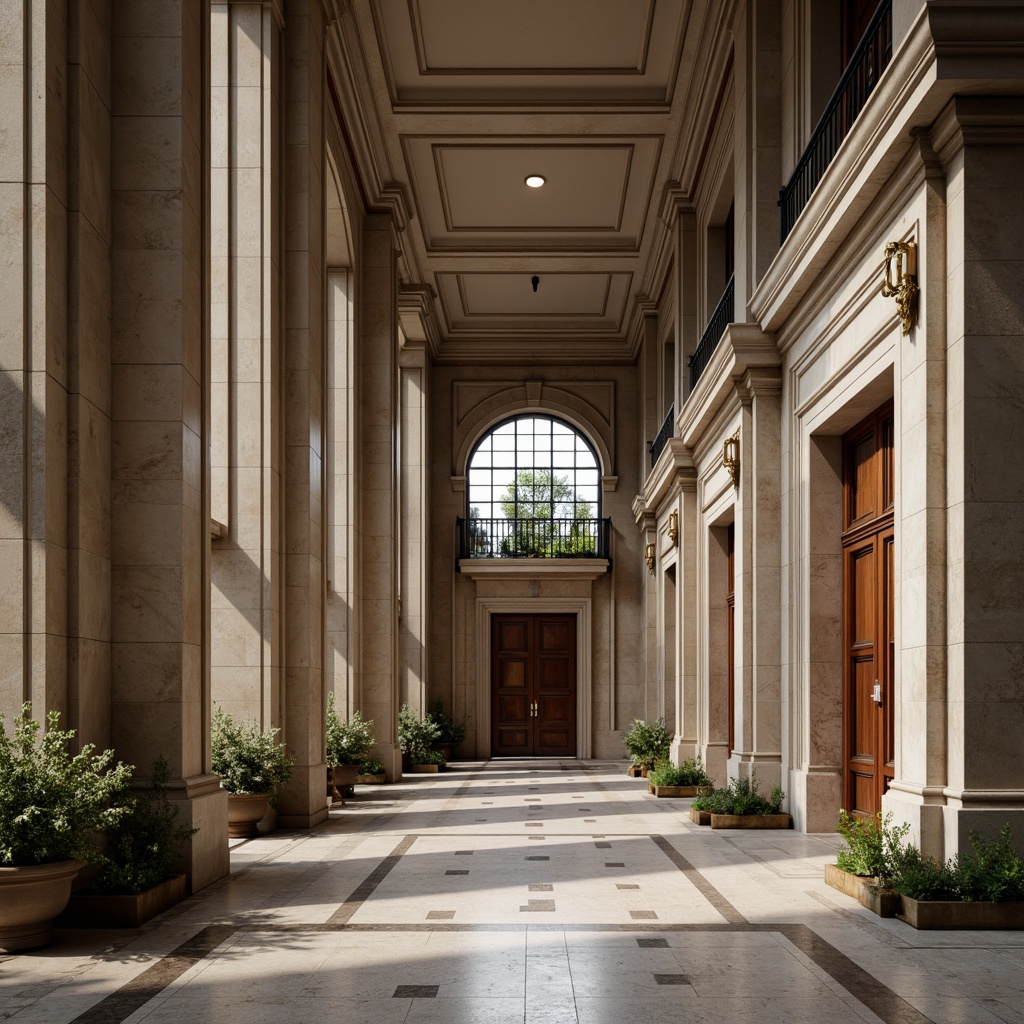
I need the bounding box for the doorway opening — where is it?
[491,614,576,757]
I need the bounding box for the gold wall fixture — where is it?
[668,509,679,547]
[644,542,656,575]
[880,240,918,335]
[723,432,740,488]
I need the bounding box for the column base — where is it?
[788,767,841,833]
[728,752,782,793]
[277,765,330,829]
[171,776,229,894]
[669,735,697,764]
[380,742,402,782]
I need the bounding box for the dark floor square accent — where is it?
[525,798,541,802]
[617,884,640,890]
[529,787,539,791]
[426,910,455,920]
[653,974,688,985]
[592,835,605,838]
[595,842,611,849]
[630,910,658,920]
[572,795,583,799]
[638,938,668,948]
[520,900,556,912]
[578,808,591,812]
[454,850,473,855]
[529,884,554,891]
[605,862,625,868]
[525,822,543,828]
[584,819,596,823]
[475,818,487,822]
[445,870,469,876]
[528,835,545,840]
[482,802,493,805]
[394,985,439,998]
[525,855,550,861]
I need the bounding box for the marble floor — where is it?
[4,761,1024,1024]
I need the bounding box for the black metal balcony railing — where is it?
[457,517,611,561]
[649,404,674,467]
[688,275,735,390]
[779,0,892,242]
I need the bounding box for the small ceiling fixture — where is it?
[525,175,546,188]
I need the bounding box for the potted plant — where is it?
[0,705,133,952]
[398,704,442,773]
[426,699,466,762]
[356,759,386,785]
[58,756,198,928]
[689,772,789,829]
[211,706,294,838]
[325,693,376,800]
[887,823,1024,929]
[824,810,907,917]
[622,717,671,776]
[647,754,713,798]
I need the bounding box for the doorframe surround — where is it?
[475,597,593,760]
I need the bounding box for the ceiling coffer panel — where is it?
[372,0,687,105]
[436,272,632,337]
[404,136,661,252]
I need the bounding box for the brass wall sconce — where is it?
[881,240,918,335]
[644,542,656,575]
[723,431,740,488]
[668,509,679,547]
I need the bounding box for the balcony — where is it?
[689,275,734,391]
[779,0,892,242]
[648,404,674,467]
[457,516,612,562]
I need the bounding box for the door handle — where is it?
[872,682,882,705]
[530,701,538,717]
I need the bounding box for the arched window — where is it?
[464,416,602,558]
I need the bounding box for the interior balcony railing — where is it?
[688,274,735,390]
[779,0,892,242]
[457,516,612,561]
[648,404,675,467]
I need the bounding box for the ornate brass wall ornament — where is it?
[667,510,679,546]
[723,432,740,488]
[644,543,656,575]
[880,241,918,335]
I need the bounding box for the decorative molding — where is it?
[644,543,656,574]
[722,431,740,488]
[458,559,609,582]
[667,508,679,546]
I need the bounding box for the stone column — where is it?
[399,337,429,716]
[669,467,699,765]
[730,368,783,792]
[733,0,782,317]
[209,1,283,728]
[358,213,401,779]
[109,0,227,891]
[279,0,328,828]
[0,0,70,723]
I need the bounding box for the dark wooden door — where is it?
[842,404,895,818]
[491,614,576,757]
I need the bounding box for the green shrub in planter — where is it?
[325,693,376,767]
[211,706,294,801]
[95,756,198,895]
[417,748,446,768]
[622,717,671,771]
[0,705,133,867]
[691,772,783,816]
[648,754,712,789]
[835,810,909,881]
[359,759,385,776]
[427,700,466,747]
[398,704,441,764]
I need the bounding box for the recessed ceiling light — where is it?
[525,175,546,188]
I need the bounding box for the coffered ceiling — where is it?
[328,0,727,362]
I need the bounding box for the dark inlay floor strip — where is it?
[328,834,417,924]
[651,834,746,924]
[68,925,236,1024]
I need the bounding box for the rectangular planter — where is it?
[710,813,792,830]
[356,773,386,785]
[651,785,701,798]
[898,896,1024,930]
[689,807,711,825]
[824,864,899,918]
[410,764,439,773]
[58,875,186,929]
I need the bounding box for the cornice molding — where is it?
[636,438,696,522]
[457,559,609,582]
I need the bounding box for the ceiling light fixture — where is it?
[525,175,545,188]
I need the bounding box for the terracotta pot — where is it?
[411,764,439,773]
[226,792,271,838]
[0,859,86,952]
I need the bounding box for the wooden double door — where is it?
[842,403,895,818]
[491,614,576,757]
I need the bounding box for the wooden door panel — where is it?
[491,613,575,757]
[842,402,895,819]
